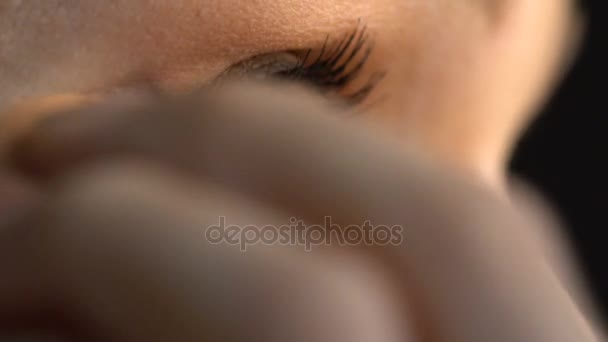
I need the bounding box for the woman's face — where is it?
[0,0,579,186]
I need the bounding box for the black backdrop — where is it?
[510,0,606,322]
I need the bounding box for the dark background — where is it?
[510,0,606,323]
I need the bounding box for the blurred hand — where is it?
[0,83,602,341]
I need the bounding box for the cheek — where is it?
[362,3,491,140]
[352,2,497,182]
[363,0,574,186]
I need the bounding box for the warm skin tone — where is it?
[0,83,602,341]
[0,0,580,185]
[0,0,601,341]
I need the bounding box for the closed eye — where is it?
[218,21,386,106]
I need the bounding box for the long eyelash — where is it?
[279,21,384,105]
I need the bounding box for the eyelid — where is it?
[213,22,382,106]
[216,53,299,82]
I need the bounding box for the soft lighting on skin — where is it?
[0,0,580,189]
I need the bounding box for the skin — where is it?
[0,0,601,341]
[0,0,580,185]
[0,83,602,341]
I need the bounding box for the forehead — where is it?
[2,0,383,43]
[1,0,425,100]
[1,0,388,69]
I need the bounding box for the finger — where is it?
[7,81,482,226]
[0,161,409,342]
[0,94,100,158]
[8,82,600,340]
[508,177,605,338]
